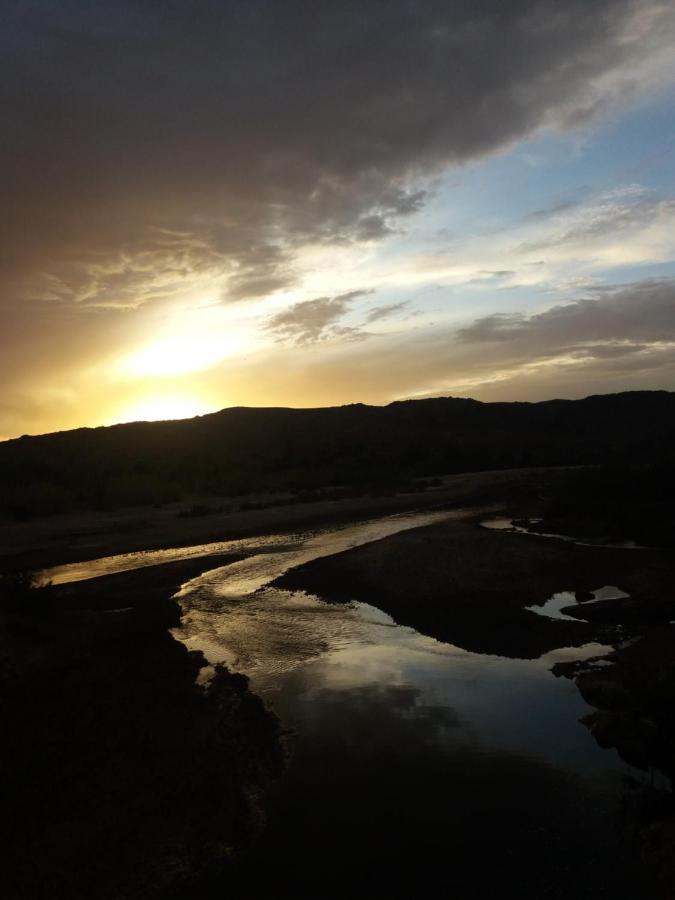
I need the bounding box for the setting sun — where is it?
[4,4,675,898]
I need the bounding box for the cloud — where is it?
[518,188,675,254]
[456,278,675,350]
[266,291,411,343]
[365,301,410,323]
[2,0,674,311]
[6,277,675,439]
[252,277,675,405]
[266,290,371,344]
[394,184,675,297]
[421,277,675,398]
[2,3,675,436]
[521,199,584,224]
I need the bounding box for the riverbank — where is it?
[1,555,284,900]
[4,464,673,897]
[559,628,675,889]
[0,465,571,571]
[273,517,675,657]
[273,514,675,893]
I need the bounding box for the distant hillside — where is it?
[2,391,674,518]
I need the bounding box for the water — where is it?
[527,585,630,622]
[42,508,459,586]
[41,534,294,584]
[170,514,652,898]
[482,516,644,549]
[51,510,655,897]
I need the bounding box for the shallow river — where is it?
[50,509,658,897]
[172,511,654,898]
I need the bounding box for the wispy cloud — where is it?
[256,278,675,405]
[457,278,675,350]
[365,301,410,323]
[266,290,372,345]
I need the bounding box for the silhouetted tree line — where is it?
[2,391,675,519]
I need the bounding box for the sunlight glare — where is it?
[114,393,214,423]
[119,333,241,378]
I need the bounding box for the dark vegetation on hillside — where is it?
[2,391,675,518]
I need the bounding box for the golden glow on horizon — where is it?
[112,393,214,424]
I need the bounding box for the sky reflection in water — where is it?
[176,514,627,775]
[174,514,650,897]
[52,510,652,896]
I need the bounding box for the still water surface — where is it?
[50,510,656,897]
[172,512,652,898]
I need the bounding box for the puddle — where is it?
[527,585,630,622]
[481,517,644,549]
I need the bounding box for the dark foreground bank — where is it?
[1,556,284,900]
[4,464,675,898]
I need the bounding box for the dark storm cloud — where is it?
[2,0,673,308]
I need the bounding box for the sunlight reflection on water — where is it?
[48,508,654,896]
[174,514,628,776]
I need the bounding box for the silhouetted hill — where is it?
[2,391,674,518]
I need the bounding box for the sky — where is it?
[2,0,675,439]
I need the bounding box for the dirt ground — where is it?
[1,555,284,900]
[0,465,571,570]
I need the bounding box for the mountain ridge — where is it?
[2,391,674,518]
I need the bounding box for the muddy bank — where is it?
[0,465,572,571]
[274,515,675,893]
[273,516,675,658]
[521,464,675,549]
[173,511,663,898]
[553,626,675,889]
[1,555,284,900]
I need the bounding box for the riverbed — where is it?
[48,509,660,897]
